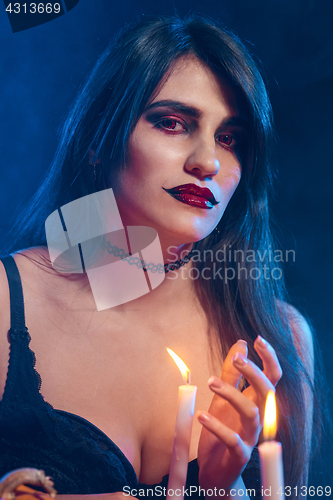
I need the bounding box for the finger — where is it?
[208,377,260,430]
[221,339,248,388]
[232,353,275,400]
[254,336,283,386]
[197,411,250,462]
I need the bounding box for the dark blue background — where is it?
[0,0,332,488]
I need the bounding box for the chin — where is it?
[157,222,215,248]
[182,219,217,242]
[120,210,216,247]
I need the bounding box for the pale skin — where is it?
[0,56,313,499]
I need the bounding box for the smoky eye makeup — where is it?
[144,109,192,128]
[143,103,249,148]
[221,123,249,151]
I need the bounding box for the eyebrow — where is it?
[144,100,201,118]
[143,100,248,129]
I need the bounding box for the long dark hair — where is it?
[3,14,326,495]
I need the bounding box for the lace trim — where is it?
[8,326,29,339]
[0,327,46,409]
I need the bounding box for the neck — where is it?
[160,241,194,269]
[121,231,196,291]
[111,241,199,321]
[41,240,200,322]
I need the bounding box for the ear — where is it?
[89,149,102,165]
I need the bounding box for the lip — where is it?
[163,184,219,209]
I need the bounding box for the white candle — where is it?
[166,349,197,500]
[258,391,285,500]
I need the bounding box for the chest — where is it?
[24,298,221,484]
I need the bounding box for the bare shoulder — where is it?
[0,247,49,396]
[0,256,11,333]
[277,300,314,378]
[0,254,13,397]
[0,247,55,299]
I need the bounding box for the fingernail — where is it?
[233,353,248,366]
[208,376,223,389]
[237,339,247,346]
[197,412,212,423]
[257,335,267,346]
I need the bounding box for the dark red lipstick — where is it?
[163,184,220,209]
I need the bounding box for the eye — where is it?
[217,134,235,147]
[160,118,178,130]
[154,117,186,133]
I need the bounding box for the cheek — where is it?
[229,166,242,196]
[219,164,242,201]
[126,137,152,176]
[212,170,241,225]
[129,120,190,171]
[127,133,176,182]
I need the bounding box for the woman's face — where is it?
[112,56,247,247]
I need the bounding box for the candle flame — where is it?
[167,348,191,384]
[263,390,277,441]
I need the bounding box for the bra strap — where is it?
[0,255,27,332]
[0,255,46,408]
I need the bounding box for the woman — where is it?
[0,14,318,500]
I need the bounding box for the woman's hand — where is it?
[197,336,282,493]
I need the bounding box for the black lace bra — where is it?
[0,255,261,497]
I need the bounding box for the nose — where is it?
[184,137,220,179]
